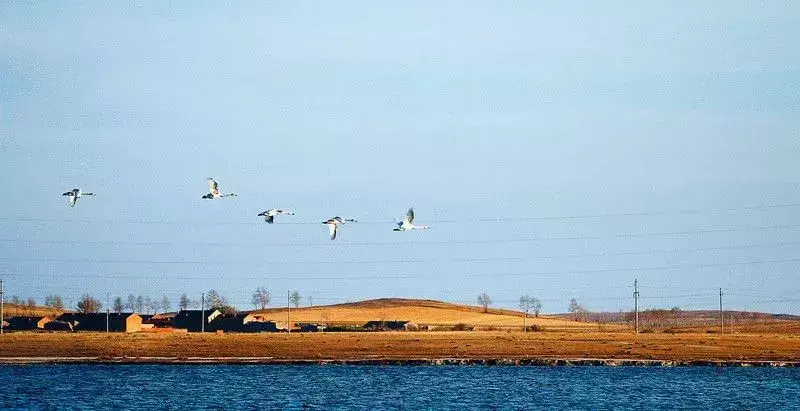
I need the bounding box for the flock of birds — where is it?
[62,178,430,240]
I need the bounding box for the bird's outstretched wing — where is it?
[207,178,220,196]
[328,223,337,240]
[405,208,415,224]
[68,196,77,207]
[265,215,275,224]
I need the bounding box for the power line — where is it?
[1,223,798,248]
[2,201,798,226]
[3,256,799,281]
[1,241,796,265]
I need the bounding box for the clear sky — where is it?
[2,2,799,313]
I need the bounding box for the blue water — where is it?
[1,365,799,410]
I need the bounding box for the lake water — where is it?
[1,365,799,409]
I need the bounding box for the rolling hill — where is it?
[248,298,603,330]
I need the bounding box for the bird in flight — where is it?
[393,207,430,231]
[257,209,295,224]
[322,216,357,240]
[202,178,237,199]
[62,188,94,207]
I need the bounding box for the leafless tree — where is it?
[44,295,65,314]
[477,292,492,313]
[161,295,171,313]
[289,290,301,308]
[568,298,587,322]
[179,293,192,311]
[112,296,125,314]
[26,297,37,315]
[77,294,103,313]
[125,294,136,311]
[252,287,271,310]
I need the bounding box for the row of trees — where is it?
[475,292,544,317]
[67,288,306,314]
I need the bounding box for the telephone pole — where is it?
[287,290,290,334]
[106,293,110,333]
[633,279,639,334]
[719,288,724,334]
[201,292,205,333]
[1,279,4,335]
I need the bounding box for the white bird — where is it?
[257,209,295,224]
[62,188,94,207]
[322,216,357,240]
[202,178,237,199]
[393,207,429,231]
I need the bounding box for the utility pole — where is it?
[634,279,639,334]
[106,293,110,333]
[719,288,724,334]
[1,278,4,336]
[201,292,205,333]
[523,308,527,333]
[287,290,290,333]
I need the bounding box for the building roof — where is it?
[57,313,141,331]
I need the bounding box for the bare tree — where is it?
[135,295,144,313]
[161,295,171,313]
[77,294,103,313]
[206,290,236,314]
[477,292,492,313]
[568,298,587,322]
[44,295,65,314]
[26,297,37,315]
[251,287,271,310]
[179,293,191,311]
[289,290,301,308]
[112,296,125,313]
[125,294,136,311]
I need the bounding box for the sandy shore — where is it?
[1,331,799,365]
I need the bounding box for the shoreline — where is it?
[1,356,799,367]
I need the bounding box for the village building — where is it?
[173,309,222,332]
[362,320,411,331]
[43,320,73,331]
[298,322,326,332]
[144,312,176,328]
[7,316,51,330]
[211,313,281,333]
[57,313,142,332]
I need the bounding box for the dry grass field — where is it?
[2,298,798,363]
[1,331,799,362]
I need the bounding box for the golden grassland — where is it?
[2,298,798,362]
[249,298,611,330]
[1,331,799,362]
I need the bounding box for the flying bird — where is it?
[393,207,430,231]
[62,188,94,207]
[202,178,237,199]
[322,216,357,240]
[257,209,295,224]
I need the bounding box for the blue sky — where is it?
[2,1,799,313]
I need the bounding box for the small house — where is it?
[363,320,410,331]
[44,320,73,331]
[298,322,325,332]
[144,312,176,328]
[8,316,51,330]
[57,313,142,332]
[173,309,222,332]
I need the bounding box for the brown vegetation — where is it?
[0,331,798,362]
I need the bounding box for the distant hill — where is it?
[249,298,607,330]
[1,303,65,318]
